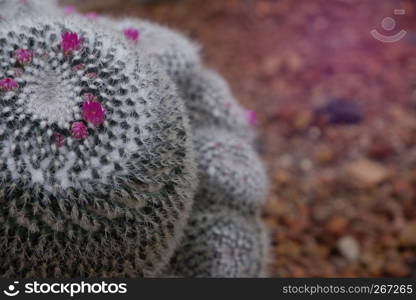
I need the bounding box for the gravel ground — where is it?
[65,0,416,277]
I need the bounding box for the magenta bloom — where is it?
[15,48,33,64]
[246,110,257,125]
[71,122,88,139]
[61,32,81,54]
[63,4,76,15]
[82,100,105,126]
[54,133,65,147]
[123,28,140,42]
[0,78,18,91]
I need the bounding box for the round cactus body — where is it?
[0,17,197,277]
[169,210,269,277]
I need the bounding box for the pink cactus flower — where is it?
[71,122,88,139]
[15,48,33,64]
[61,32,81,54]
[82,99,105,126]
[246,110,257,125]
[63,4,76,15]
[54,133,65,147]
[0,78,18,91]
[123,28,140,43]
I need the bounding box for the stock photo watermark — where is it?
[371,9,407,43]
[2,281,128,297]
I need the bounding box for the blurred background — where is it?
[63,0,416,277]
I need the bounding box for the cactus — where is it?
[0,0,61,23]
[192,128,268,216]
[169,210,269,277]
[0,0,270,278]
[0,16,197,277]
[166,95,269,277]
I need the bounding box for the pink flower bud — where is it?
[82,99,105,126]
[61,32,81,54]
[123,28,140,43]
[15,49,33,64]
[71,122,88,139]
[0,78,18,91]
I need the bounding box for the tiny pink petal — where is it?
[82,100,105,126]
[14,68,23,77]
[63,4,76,15]
[246,110,257,125]
[54,133,65,147]
[0,78,19,91]
[86,72,97,79]
[73,64,86,71]
[83,93,98,102]
[123,28,140,42]
[61,32,81,54]
[71,122,88,139]
[84,12,98,19]
[15,48,33,64]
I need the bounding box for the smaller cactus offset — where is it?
[169,210,269,277]
[192,128,268,216]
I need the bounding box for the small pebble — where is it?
[316,98,364,125]
[337,236,360,262]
